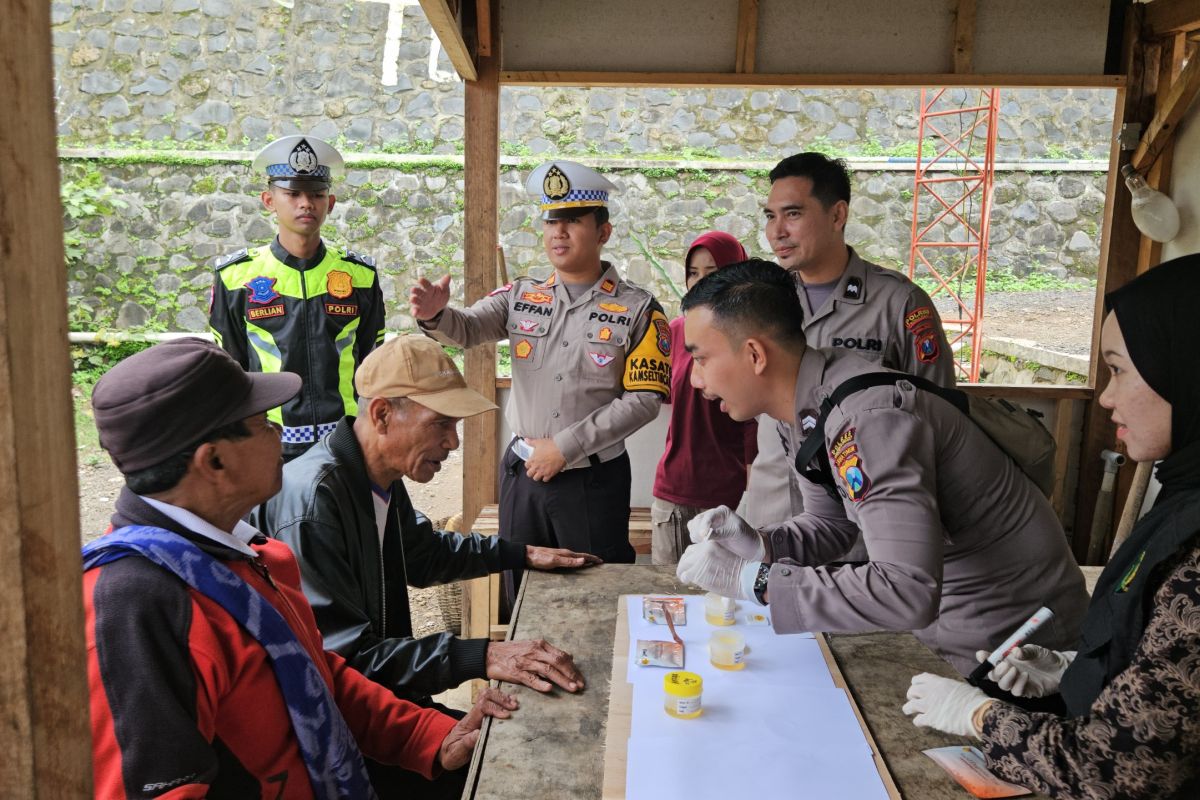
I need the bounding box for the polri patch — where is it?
[915,329,940,363]
[830,427,871,502]
[326,270,353,299]
[325,302,358,316]
[245,276,280,305]
[905,306,933,331]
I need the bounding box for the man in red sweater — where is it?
[83,338,516,799]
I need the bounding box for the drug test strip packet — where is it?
[743,611,770,626]
[643,596,687,625]
[635,639,685,668]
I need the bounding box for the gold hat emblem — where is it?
[543,165,570,200]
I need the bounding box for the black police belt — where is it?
[510,437,610,469]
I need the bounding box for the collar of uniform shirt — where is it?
[139,494,261,558]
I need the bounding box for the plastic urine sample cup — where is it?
[704,592,736,626]
[663,671,703,719]
[709,630,746,671]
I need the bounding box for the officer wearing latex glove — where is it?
[687,504,766,561]
[902,673,992,739]
[974,645,1076,698]
[676,539,765,605]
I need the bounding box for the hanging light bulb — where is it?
[1121,164,1180,243]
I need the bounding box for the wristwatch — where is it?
[753,563,771,605]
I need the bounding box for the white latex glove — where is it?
[975,645,1075,698]
[686,505,766,561]
[902,673,990,739]
[676,540,760,603]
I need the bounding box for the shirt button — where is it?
[561,341,568,347]
[555,374,563,381]
[551,411,559,418]
[779,567,792,577]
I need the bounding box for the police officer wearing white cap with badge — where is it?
[410,160,671,613]
[209,135,385,461]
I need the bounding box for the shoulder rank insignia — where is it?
[488,283,512,297]
[244,276,280,305]
[599,278,617,294]
[343,250,376,268]
[215,248,251,271]
[843,276,863,299]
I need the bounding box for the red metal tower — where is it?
[907,88,1000,383]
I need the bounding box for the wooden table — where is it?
[463,565,1047,799]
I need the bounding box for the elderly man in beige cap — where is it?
[256,334,599,799]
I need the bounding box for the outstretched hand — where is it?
[526,546,603,571]
[409,274,452,321]
[437,687,519,771]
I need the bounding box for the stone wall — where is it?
[64,157,1106,333]
[53,0,1115,161]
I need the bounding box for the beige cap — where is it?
[355,335,497,419]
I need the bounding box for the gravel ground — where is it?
[934,288,1096,357]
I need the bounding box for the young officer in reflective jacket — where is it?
[410,160,671,609]
[742,152,954,530]
[209,135,385,460]
[676,261,1087,677]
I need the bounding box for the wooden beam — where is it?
[474,0,491,58]
[499,70,1125,89]
[1135,32,1188,278]
[1,0,93,795]
[417,0,478,81]
[735,0,759,74]
[952,0,976,74]
[1131,45,1200,172]
[1143,0,1200,37]
[460,0,499,644]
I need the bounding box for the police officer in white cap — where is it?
[209,135,385,460]
[410,160,671,614]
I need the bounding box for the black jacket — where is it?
[254,417,526,702]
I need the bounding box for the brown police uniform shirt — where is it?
[742,247,955,528]
[420,262,669,468]
[761,348,1087,676]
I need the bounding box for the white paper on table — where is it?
[630,683,873,757]
[626,736,890,800]
[626,595,825,688]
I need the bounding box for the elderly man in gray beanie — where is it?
[81,337,515,800]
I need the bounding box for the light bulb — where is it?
[1121,164,1180,243]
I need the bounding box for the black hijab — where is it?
[1105,253,1200,500]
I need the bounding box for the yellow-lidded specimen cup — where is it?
[663,670,703,719]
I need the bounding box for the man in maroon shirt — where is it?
[651,231,758,564]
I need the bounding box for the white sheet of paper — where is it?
[626,737,890,800]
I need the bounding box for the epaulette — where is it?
[343,250,377,269]
[214,248,251,270]
[867,262,913,285]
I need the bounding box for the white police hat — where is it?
[524,160,618,220]
[252,135,344,189]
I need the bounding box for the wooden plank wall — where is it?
[1,0,93,796]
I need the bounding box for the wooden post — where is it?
[0,0,93,796]
[461,0,500,643]
[735,0,759,74]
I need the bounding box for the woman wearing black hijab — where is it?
[901,253,1200,799]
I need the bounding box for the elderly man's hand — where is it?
[523,437,567,482]
[486,639,585,693]
[526,546,603,571]
[409,274,452,321]
[437,687,519,771]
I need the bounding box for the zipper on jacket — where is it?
[300,261,320,442]
[250,557,277,589]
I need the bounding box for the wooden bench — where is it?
[464,504,652,642]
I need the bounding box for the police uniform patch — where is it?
[915,329,940,363]
[514,339,534,360]
[589,352,616,367]
[598,326,613,342]
[245,276,280,305]
[844,277,863,299]
[248,304,285,321]
[654,317,671,356]
[600,278,616,294]
[325,302,358,316]
[517,319,539,332]
[905,306,933,331]
[799,409,819,435]
[521,291,554,305]
[326,270,353,299]
[830,427,871,502]
[623,309,671,396]
[543,165,570,200]
[598,302,628,313]
[489,283,512,297]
